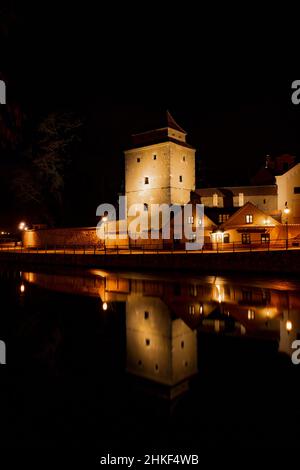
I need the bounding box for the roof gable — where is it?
[221,202,280,228]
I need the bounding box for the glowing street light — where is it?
[20,283,25,293]
[18,221,28,231]
[102,302,108,311]
[286,320,293,332]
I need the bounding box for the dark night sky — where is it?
[1,3,299,227]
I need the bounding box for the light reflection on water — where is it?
[1,268,300,450]
[22,269,300,395]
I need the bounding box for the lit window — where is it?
[239,193,244,207]
[245,214,253,224]
[145,338,150,346]
[144,177,149,184]
[137,158,140,163]
[248,310,255,320]
[144,203,148,211]
[261,234,270,243]
[189,305,195,315]
[218,214,230,223]
[213,193,218,207]
[188,216,194,224]
[153,154,157,160]
[144,311,149,320]
[179,175,183,182]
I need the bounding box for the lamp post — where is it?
[283,204,290,250]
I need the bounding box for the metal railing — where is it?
[0,239,299,255]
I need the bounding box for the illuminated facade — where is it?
[125,111,196,212]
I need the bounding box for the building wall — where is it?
[23,227,100,247]
[276,163,300,223]
[200,194,277,213]
[125,141,195,211]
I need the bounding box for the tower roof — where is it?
[166,110,187,134]
[129,110,192,149]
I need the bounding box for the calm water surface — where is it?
[0,266,299,454]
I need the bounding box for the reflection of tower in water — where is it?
[126,294,197,398]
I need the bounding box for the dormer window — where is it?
[245,214,253,224]
[144,177,149,184]
[213,193,218,207]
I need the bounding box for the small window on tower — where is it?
[153,154,157,160]
[145,177,149,184]
[137,158,140,163]
[182,156,186,162]
[179,175,183,182]
[144,203,148,211]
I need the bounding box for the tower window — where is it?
[144,203,148,211]
[145,338,150,346]
[137,158,140,163]
[294,187,300,194]
[144,177,149,184]
[144,311,149,319]
[245,214,253,224]
[153,154,157,160]
[182,156,186,162]
[181,341,184,349]
[179,175,183,182]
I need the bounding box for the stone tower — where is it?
[124,111,196,212]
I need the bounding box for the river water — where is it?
[0,266,299,454]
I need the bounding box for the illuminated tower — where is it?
[124,111,196,213]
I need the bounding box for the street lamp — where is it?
[18,221,27,231]
[283,203,290,250]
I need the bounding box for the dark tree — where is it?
[13,112,83,225]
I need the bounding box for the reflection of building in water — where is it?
[23,270,300,367]
[126,294,197,393]
[279,296,300,357]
